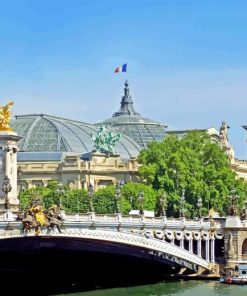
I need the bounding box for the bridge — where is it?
[0,211,224,274]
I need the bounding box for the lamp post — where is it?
[118,180,124,213]
[240,198,247,220]
[228,188,239,216]
[179,189,186,218]
[197,196,203,219]
[56,183,64,208]
[115,185,121,214]
[138,190,145,216]
[130,196,134,210]
[88,183,94,212]
[173,169,179,190]
[2,176,12,210]
[159,193,167,217]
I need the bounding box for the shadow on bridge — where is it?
[0,236,181,295]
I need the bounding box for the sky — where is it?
[0,0,247,158]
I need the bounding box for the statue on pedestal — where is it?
[0,102,14,132]
[219,121,229,146]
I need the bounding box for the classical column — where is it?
[180,238,184,249]
[189,239,193,253]
[210,238,215,263]
[206,239,210,261]
[197,239,202,258]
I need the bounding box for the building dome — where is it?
[98,81,167,147]
[11,114,141,159]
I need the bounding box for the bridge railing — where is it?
[61,212,223,228]
[0,210,224,230]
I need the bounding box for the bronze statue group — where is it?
[17,199,63,235]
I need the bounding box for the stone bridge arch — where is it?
[0,227,212,272]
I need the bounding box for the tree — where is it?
[92,186,116,214]
[120,182,157,215]
[138,131,247,217]
[65,189,90,213]
[19,181,90,213]
[90,183,157,215]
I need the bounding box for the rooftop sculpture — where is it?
[0,101,14,132]
[91,125,121,155]
[219,121,229,146]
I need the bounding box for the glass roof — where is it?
[11,114,141,159]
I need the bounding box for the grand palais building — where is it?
[11,81,247,192]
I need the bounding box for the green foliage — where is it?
[120,182,157,215]
[19,181,90,212]
[65,189,90,213]
[18,181,158,216]
[19,181,60,210]
[138,131,247,217]
[93,186,116,214]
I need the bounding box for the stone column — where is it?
[206,239,210,261]
[180,238,184,249]
[0,131,22,212]
[76,175,82,189]
[210,238,215,263]
[197,239,202,258]
[189,239,193,253]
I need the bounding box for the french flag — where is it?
[115,63,127,73]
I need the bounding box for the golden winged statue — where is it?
[0,102,14,131]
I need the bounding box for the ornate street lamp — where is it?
[56,183,64,208]
[115,185,121,213]
[88,183,94,212]
[228,188,239,216]
[179,189,186,218]
[173,169,179,189]
[240,198,247,220]
[2,176,12,210]
[138,190,145,216]
[159,193,167,217]
[118,179,125,189]
[130,196,134,210]
[197,197,203,218]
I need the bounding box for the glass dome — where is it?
[98,81,167,148]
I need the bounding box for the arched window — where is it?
[242,239,247,260]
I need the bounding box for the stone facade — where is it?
[230,158,247,181]
[17,152,139,192]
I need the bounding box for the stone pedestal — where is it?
[225,216,242,228]
[0,131,22,212]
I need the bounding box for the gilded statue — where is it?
[17,201,63,235]
[0,102,14,131]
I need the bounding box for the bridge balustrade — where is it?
[62,213,221,228]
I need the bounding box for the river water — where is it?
[56,281,247,296]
